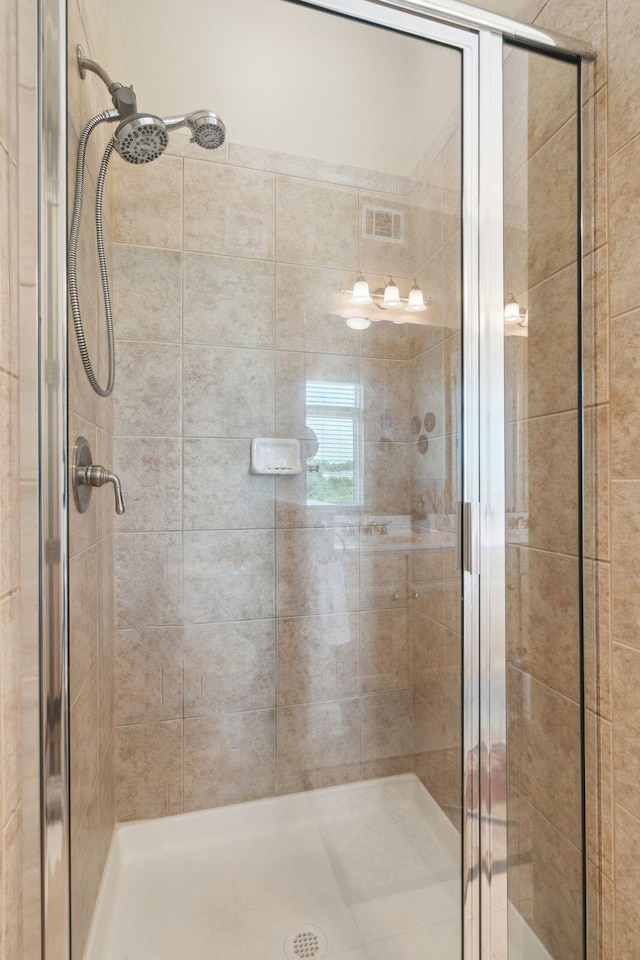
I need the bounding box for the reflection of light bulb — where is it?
[346,316,371,330]
[504,294,521,325]
[407,281,427,312]
[392,318,405,325]
[383,278,401,309]
[350,273,372,305]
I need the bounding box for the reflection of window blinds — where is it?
[305,382,361,506]
[307,417,354,464]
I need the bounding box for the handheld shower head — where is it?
[186,110,226,150]
[163,110,226,151]
[114,114,169,164]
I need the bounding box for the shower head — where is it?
[186,110,226,150]
[113,114,169,164]
[164,110,226,150]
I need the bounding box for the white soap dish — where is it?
[251,438,303,475]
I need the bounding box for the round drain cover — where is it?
[284,923,328,959]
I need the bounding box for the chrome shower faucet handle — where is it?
[71,436,125,515]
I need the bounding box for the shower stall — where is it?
[38,0,595,958]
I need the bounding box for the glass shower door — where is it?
[63,2,477,958]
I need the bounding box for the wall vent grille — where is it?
[362,204,404,243]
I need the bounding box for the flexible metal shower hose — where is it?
[68,111,118,397]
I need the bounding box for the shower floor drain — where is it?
[284,923,328,959]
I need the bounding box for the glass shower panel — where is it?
[66,2,466,956]
[503,44,585,960]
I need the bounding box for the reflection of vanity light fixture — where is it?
[504,293,527,326]
[407,281,427,313]
[383,277,402,309]
[350,273,373,306]
[342,277,428,311]
[345,316,372,331]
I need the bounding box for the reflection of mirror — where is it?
[305,381,363,506]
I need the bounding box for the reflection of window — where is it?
[306,381,362,506]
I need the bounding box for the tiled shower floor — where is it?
[84,774,551,960]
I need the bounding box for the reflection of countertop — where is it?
[340,529,456,553]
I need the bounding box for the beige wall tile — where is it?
[277,699,360,794]
[276,614,359,705]
[98,536,114,763]
[361,690,419,763]
[184,711,276,810]
[112,244,182,342]
[115,627,184,724]
[584,404,610,562]
[184,438,274,530]
[116,719,183,821]
[276,527,359,618]
[112,154,183,249]
[614,803,640,954]
[361,442,411,517]
[536,0,607,90]
[612,643,640,821]
[276,176,358,271]
[70,784,100,960]
[409,159,442,276]
[114,531,183,628]
[230,142,316,179]
[2,809,21,960]
[584,559,612,721]
[70,667,99,838]
[607,0,640,156]
[0,596,19,824]
[183,344,274,438]
[527,264,579,418]
[360,608,409,695]
[183,253,275,349]
[516,797,584,960]
[183,529,275,623]
[610,481,640,649]
[586,710,614,879]
[411,610,445,712]
[360,358,411,443]
[69,544,99,704]
[114,340,182,437]
[527,411,580,556]
[528,120,579,290]
[517,547,581,701]
[113,436,182,532]
[611,310,640,477]
[183,619,276,714]
[609,136,640,318]
[410,343,444,440]
[582,244,609,409]
[184,159,275,259]
[317,160,398,194]
[275,262,359,356]
[519,675,583,849]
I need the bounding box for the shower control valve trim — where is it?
[71,436,125,515]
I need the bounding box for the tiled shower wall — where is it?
[515,0,638,956]
[109,125,462,823]
[67,2,117,956]
[503,45,584,960]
